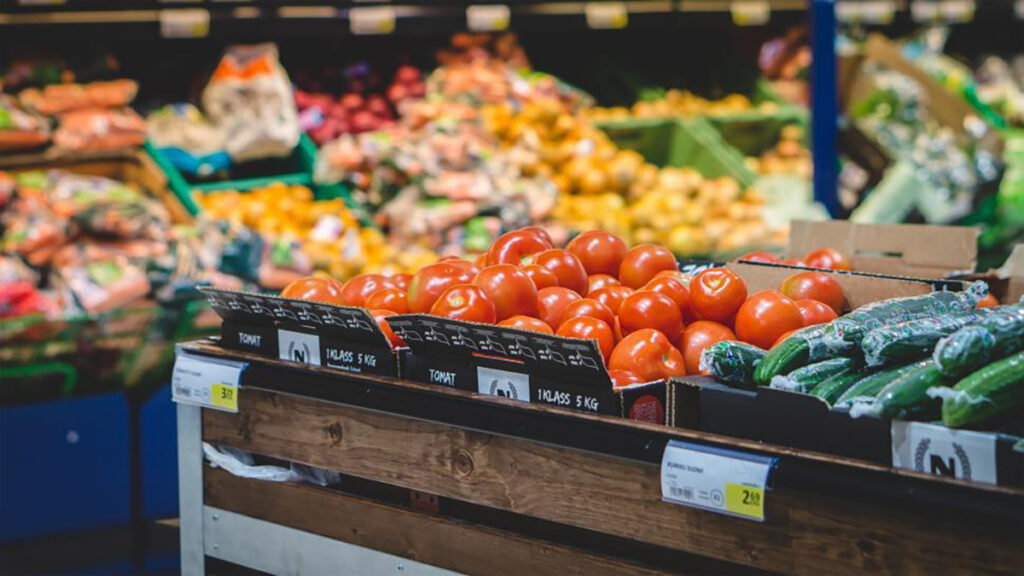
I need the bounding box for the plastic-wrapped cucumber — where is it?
[753,324,831,385]
[860,306,1005,367]
[835,360,929,407]
[933,306,1024,379]
[873,361,949,420]
[823,282,986,353]
[699,341,765,387]
[809,370,866,405]
[933,351,1024,429]
[770,358,858,394]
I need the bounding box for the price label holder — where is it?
[661,441,776,522]
[911,1,974,23]
[891,421,997,485]
[731,1,770,26]
[350,6,397,35]
[172,351,247,413]
[585,2,628,29]
[467,4,510,32]
[159,8,210,38]
[836,1,896,25]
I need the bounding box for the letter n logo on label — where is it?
[477,367,530,403]
[278,330,321,366]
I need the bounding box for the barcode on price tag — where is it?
[350,6,396,35]
[172,351,247,413]
[467,5,510,32]
[661,441,775,522]
[585,2,628,29]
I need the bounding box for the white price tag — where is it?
[731,1,770,26]
[891,421,997,484]
[912,1,974,23]
[159,9,210,38]
[836,1,896,24]
[585,2,628,29]
[278,329,322,366]
[477,366,531,403]
[350,6,396,35]
[467,4,510,32]
[661,441,775,522]
[172,352,246,413]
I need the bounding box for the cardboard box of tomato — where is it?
[388,314,667,423]
[198,287,402,377]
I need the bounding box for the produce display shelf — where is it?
[177,339,1023,576]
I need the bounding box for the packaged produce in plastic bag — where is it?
[202,44,300,162]
[54,257,151,314]
[52,107,146,151]
[770,357,858,393]
[932,305,1024,378]
[203,443,340,487]
[0,95,50,152]
[699,340,765,387]
[18,79,138,116]
[860,306,1005,367]
[146,104,230,177]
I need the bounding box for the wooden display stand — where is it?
[177,340,1023,576]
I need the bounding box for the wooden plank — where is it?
[203,389,1023,576]
[205,468,683,576]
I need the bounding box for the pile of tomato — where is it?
[280,227,848,388]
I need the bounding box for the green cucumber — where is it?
[769,357,858,394]
[809,370,865,405]
[933,306,1024,379]
[860,306,1004,367]
[937,351,1024,429]
[835,360,929,407]
[824,283,986,352]
[874,361,950,420]
[699,341,766,388]
[753,324,830,385]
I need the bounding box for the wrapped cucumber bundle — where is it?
[930,352,1024,429]
[867,361,949,420]
[753,324,830,386]
[932,306,1024,379]
[770,357,858,394]
[823,282,987,354]
[835,360,930,408]
[860,306,1008,367]
[699,341,765,387]
[809,370,866,405]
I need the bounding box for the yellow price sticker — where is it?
[725,483,765,520]
[210,383,238,412]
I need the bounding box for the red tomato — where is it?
[643,277,692,320]
[739,251,782,264]
[498,315,554,334]
[519,225,553,245]
[429,285,497,323]
[779,271,845,313]
[803,248,852,271]
[521,264,559,291]
[364,288,409,314]
[338,274,395,307]
[618,290,684,346]
[654,269,691,284]
[408,262,475,313]
[566,230,628,276]
[439,256,480,277]
[734,290,804,349]
[978,293,999,308]
[587,274,620,294]
[389,273,412,291]
[370,309,406,348]
[473,264,539,320]
[772,329,798,349]
[536,287,582,329]
[689,268,747,323]
[558,298,615,330]
[795,299,838,326]
[608,369,643,388]
[487,229,553,266]
[473,253,488,269]
[534,249,588,296]
[780,258,806,267]
[280,276,346,305]
[681,321,736,375]
[618,244,678,289]
[609,329,686,382]
[589,286,633,314]
[557,317,615,363]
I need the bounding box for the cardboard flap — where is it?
[387,314,613,389]
[199,287,390,349]
[787,220,978,277]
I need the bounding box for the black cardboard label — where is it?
[221,322,278,356]
[322,336,397,377]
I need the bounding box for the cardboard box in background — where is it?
[389,314,667,423]
[786,219,978,278]
[957,243,1024,304]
